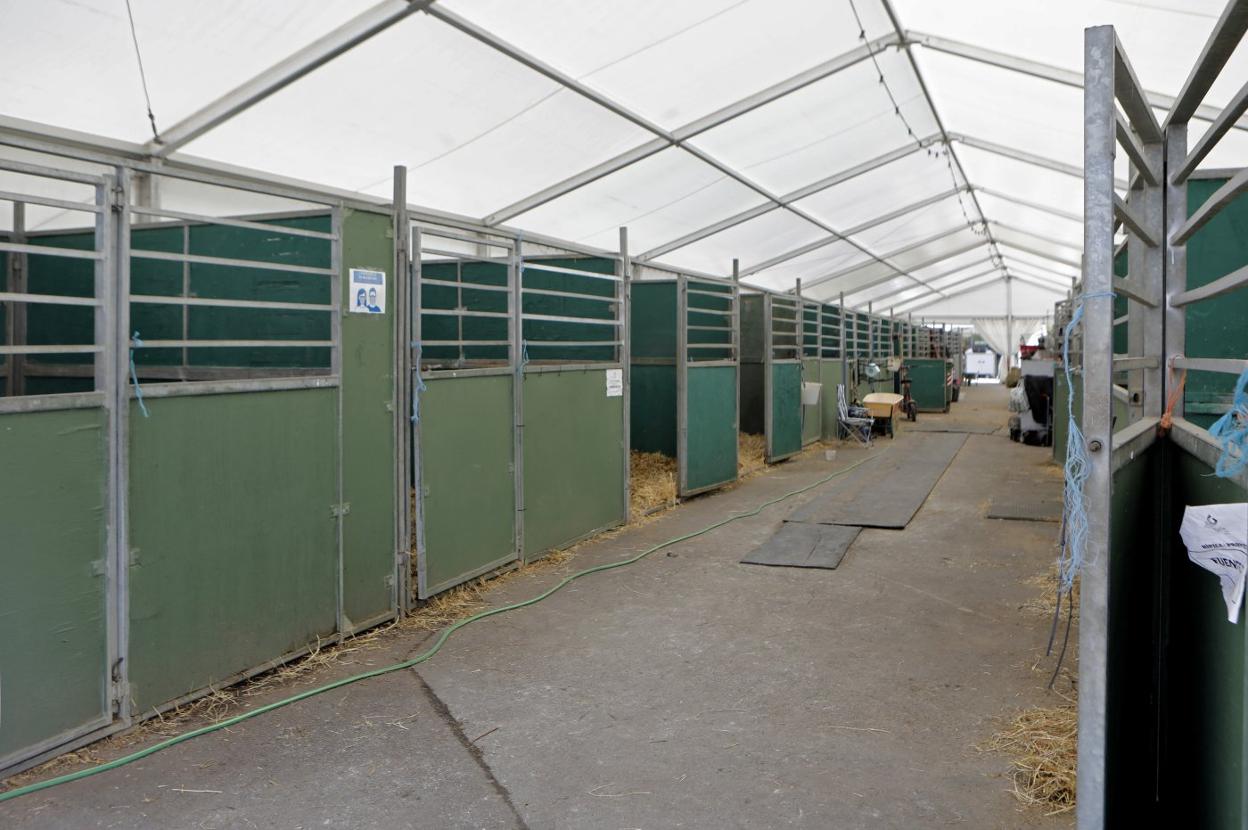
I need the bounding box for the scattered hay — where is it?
[1023,564,1080,622]
[630,450,677,518]
[980,703,1078,815]
[738,432,767,478]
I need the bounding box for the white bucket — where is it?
[801,381,822,406]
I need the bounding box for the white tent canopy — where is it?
[3,0,1247,319]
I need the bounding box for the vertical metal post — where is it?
[1006,275,1014,371]
[619,227,632,514]
[839,291,848,395]
[105,168,132,723]
[1164,125,1188,421]
[4,201,24,396]
[392,167,411,614]
[732,259,741,474]
[1079,25,1117,829]
[512,234,526,560]
[331,201,346,633]
[676,273,689,496]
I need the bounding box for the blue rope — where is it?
[521,339,530,367]
[129,331,149,419]
[1209,366,1248,479]
[410,341,427,424]
[1057,291,1115,593]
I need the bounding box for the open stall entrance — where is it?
[740,292,801,464]
[630,274,738,500]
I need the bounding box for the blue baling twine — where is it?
[521,339,530,367]
[129,331,149,418]
[1209,366,1248,479]
[1057,292,1115,593]
[410,341,427,424]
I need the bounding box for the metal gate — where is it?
[0,158,123,772]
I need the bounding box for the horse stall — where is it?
[629,273,739,498]
[739,291,802,463]
[408,227,628,599]
[1,159,398,776]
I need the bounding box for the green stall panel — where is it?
[419,373,517,596]
[1184,177,1248,430]
[770,361,802,461]
[127,389,338,712]
[523,368,625,559]
[801,357,820,446]
[819,360,847,440]
[684,364,737,494]
[338,209,396,627]
[906,358,948,413]
[630,364,677,457]
[0,407,111,766]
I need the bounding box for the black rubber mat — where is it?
[740,522,861,569]
[788,432,967,529]
[987,497,1062,523]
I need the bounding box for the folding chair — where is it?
[837,384,873,446]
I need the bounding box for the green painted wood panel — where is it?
[770,362,802,461]
[523,368,625,559]
[801,357,821,445]
[630,364,676,456]
[339,209,396,626]
[127,389,338,711]
[420,373,517,594]
[819,360,846,440]
[684,364,737,494]
[629,282,676,360]
[0,407,110,762]
[906,359,948,413]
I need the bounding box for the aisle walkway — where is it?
[2,384,1071,829]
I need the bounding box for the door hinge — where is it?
[330,502,352,518]
[110,184,126,211]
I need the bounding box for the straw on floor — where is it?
[630,450,677,518]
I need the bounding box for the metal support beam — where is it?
[952,133,1130,190]
[847,257,997,303]
[4,201,25,396]
[1173,77,1248,183]
[484,31,902,226]
[801,225,975,293]
[1166,0,1248,127]
[1012,273,1070,295]
[737,187,967,277]
[899,273,1006,314]
[434,5,942,296]
[153,0,437,155]
[879,0,1007,277]
[908,28,1248,130]
[1115,113,1160,187]
[1171,166,1248,245]
[887,267,1005,312]
[638,136,940,260]
[973,186,1082,225]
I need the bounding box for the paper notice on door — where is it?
[605,368,623,397]
[1179,503,1248,623]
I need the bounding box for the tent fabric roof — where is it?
[2,0,1246,319]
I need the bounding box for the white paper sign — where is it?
[349,268,386,314]
[605,368,623,397]
[1179,503,1248,623]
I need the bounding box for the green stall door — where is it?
[801,357,821,446]
[683,364,737,495]
[769,361,802,461]
[819,360,846,441]
[523,368,626,560]
[906,358,948,413]
[0,407,112,769]
[419,373,517,597]
[127,389,339,712]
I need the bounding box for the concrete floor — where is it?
[1,383,1072,829]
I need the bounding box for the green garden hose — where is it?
[0,449,882,804]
